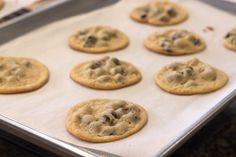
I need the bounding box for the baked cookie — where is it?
[70,56,141,90]
[144,29,206,55]
[224,28,236,51]
[130,1,188,26]
[66,99,148,143]
[68,26,129,53]
[0,0,4,10]
[0,57,49,94]
[155,58,228,95]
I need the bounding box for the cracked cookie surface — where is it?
[66,99,148,143]
[68,26,129,53]
[70,56,141,90]
[224,28,236,51]
[0,57,49,94]
[155,58,228,95]
[144,29,206,55]
[130,1,188,26]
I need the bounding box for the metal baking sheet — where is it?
[0,0,70,29]
[1,0,236,157]
[0,0,38,19]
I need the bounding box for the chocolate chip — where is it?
[172,33,181,40]
[160,42,166,48]
[186,67,193,76]
[161,41,172,52]
[182,66,194,77]
[160,40,171,50]
[165,49,173,53]
[133,115,139,122]
[111,111,118,119]
[192,38,201,45]
[225,33,231,39]
[159,14,170,22]
[101,115,111,123]
[140,13,147,19]
[111,57,120,65]
[101,128,115,136]
[167,8,177,17]
[83,35,97,47]
[90,61,102,69]
[101,114,114,125]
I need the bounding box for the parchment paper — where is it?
[1,0,236,156]
[0,0,41,19]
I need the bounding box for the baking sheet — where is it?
[0,0,236,156]
[0,0,39,18]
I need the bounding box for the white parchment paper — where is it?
[0,0,236,156]
[0,0,41,19]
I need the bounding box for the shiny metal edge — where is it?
[0,0,71,29]
[0,114,100,157]
[156,88,236,157]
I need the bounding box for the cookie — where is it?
[0,57,49,94]
[155,58,228,95]
[224,28,236,51]
[0,0,4,10]
[66,99,148,143]
[70,56,141,90]
[130,1,188,26]
[68,26,129,53]
[144,29,206,55]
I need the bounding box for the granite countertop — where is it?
[171,103,236,157]
[0,102,236,157]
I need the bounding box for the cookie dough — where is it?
[0,57,49,94]
[66,99,148,143]
[70,56,141,90]
[68,26,129,53]
[144,29,206,55]
[130,1,188,26]
[224,28,236,51]
[155,58,228,95]
[0,0,4,10]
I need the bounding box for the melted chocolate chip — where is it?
[133,115,139,122]
[111,58,120,65]
[140,13,147,19]
[186,67,194,76]
[167,8,177,17]
[90,61,102,69]
[84,35,97,47]
[192,38,201,45]
[159,15,170,22]
[165,49,173,53]
[225,33,231,39]
[101,115,111,123]
[101,114,114,125]
[172,33,181,40]
[160,42,166,48]
[111,111,118,119]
